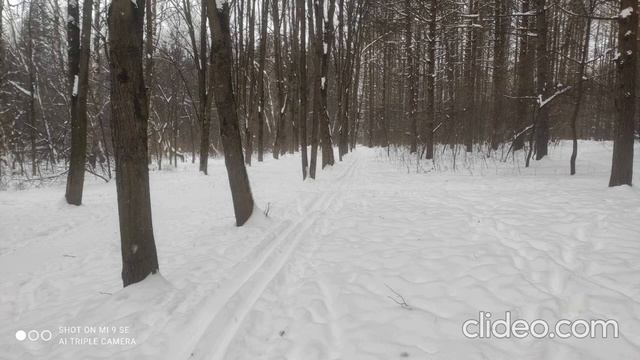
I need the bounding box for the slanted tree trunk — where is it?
[207,0,255,225]
[65,0,93,205]
[108,0,159,287]
[609,0,637,186]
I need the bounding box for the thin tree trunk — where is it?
[257,0,269,162]
[272,0,288,159]
[534,0,550,160]
[569,3,593,175]
[298,0,309,179]
[425,0,436,160]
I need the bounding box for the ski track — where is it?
[184,157,361,360]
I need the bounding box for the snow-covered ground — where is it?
[1,141,639,360]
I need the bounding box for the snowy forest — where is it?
[0,0,639,358]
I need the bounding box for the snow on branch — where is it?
[538,86,572,109]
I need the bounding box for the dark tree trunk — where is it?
[244,0,256,166]
[534,0,550,160]
[197,0,212,174]
[297,0,309,179]
[108,0,159,287]
[514,0,532,152]
[65,0,93,205]
[491,0,508,151]
[208,0,255,225]
[609,0,637,186]
[316,0,336,168]
[405,0,417,154]
[308,0,319,178]
[570,2,594,176]
[272,0,288,159]
[257,0,269,162]
[425,0,436,160]
[463,0,477,153]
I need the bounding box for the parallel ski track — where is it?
[183,156,360,360]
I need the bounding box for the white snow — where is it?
[1,142,639,359]
[620,7,633,19]
[216,0,228,10]
[72,75,79,97]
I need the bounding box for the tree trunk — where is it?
[297,0,309,179]
[609,0,637,186]
[257,0,269,162]
[317,0,336,168]
[425,0,436,160]
[108,0,159,287]
[491,0,508,151]
[197,0,212,174]
[514,0,532,151]
[569,3,593,175]
[534,0,550,160]
[405,0,417,154]
[309,0,319,178]
[208,0,255,225]
[65,0,93,205]
[272,0,288,159]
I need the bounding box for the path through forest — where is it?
[1,142,639,360]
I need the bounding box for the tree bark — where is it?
[108,0,159,287]
[272,0,288,159]
[257,0,269,162]
[208,0,255,225]
[297,0,309,179]
[491,0,508,151]
[569,2,594,175]
[534,0,550,160]
[316,0,336,168]
[609,0,637,186]
[65,0,93,205]
[425,0,436,160]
